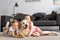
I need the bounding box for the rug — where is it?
[0,31,60,40]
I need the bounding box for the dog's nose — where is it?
[25,24,27,27]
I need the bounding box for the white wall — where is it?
[0,0,17,15]
[0,0,60,16]
[16,0,53,15]
[0,0,53,16]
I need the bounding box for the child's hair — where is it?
[24,14,30,18]
[11,20,18,25]
[24,14,30,17]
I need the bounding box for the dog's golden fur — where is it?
[18,20,29,37]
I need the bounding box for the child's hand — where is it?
[19,33,25,38]
[26,35,30,37]
[32,32,40,37]
[13,35,19,38]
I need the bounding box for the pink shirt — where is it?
[29,21,37,36]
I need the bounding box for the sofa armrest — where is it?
[56,14,60,25]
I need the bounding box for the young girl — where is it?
[3,14,17,35]
[4,20,19,37]
[24,14,51,37]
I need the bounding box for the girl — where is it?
[24,14,51,37]
[4,20,19,37]
[3,14,17,35]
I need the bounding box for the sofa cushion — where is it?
[14,13,25,21]
[33,20,56,26]
[30,16,36,21]
[50,11,57,20]
[14,13,36,21]
[32,12,46,21]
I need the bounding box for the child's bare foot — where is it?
[3,29,8,36]
[32,32,40,37]
[49,31,58,36]
[26,35,30,37]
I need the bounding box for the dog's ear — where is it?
[18,22,21,29]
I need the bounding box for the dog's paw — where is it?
[19,33,25,38]
[19,35,25,38]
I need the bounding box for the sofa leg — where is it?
[59,26,60,30]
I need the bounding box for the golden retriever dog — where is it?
[18,20,29,37]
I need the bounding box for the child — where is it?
[24,14,51,37]
[3,14,17,35]
[4,20,19,37]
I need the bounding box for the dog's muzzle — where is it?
[24,24,28,29]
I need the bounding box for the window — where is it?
[53,0,60,5]
[25,0,41,2]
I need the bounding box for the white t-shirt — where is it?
[8,27,18,36]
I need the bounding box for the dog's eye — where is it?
[23,22,24,24]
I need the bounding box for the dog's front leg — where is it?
[19,33,25,38]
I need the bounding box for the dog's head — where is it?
[19,20,28,29]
